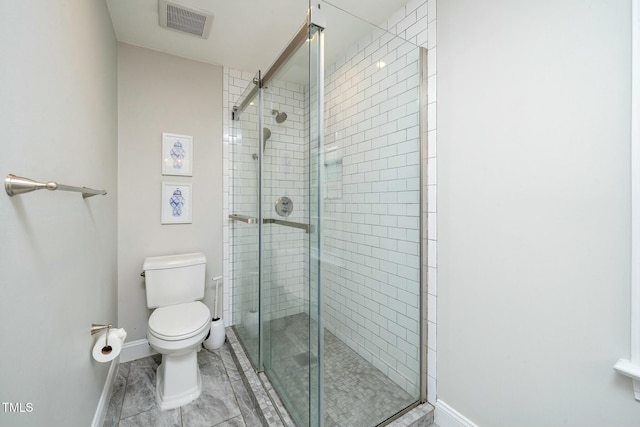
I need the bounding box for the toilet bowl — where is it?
[147,301,211,410]
[142,252,210,410]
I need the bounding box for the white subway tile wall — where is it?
[322,32,424,384]
[224,69,259,326]
[224,70,311,329]
[386,0,438,405]
[261,79,309,321]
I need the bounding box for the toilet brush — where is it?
[204,276,225,350]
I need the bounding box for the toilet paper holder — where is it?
[91,323,113,355]
[91,323,112,335]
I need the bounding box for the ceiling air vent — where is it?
[158,0,214,39]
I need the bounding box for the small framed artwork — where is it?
[161,182,192,224]
[162,133,193,176]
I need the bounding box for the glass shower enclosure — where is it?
[229,3,425,426]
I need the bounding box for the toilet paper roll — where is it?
[92,328,127,363]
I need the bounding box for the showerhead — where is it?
[272,109,288,124]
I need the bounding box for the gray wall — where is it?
[118,43,223,341]
[0,1,118,426]
[437,0,640,425]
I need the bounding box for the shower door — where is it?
[260,21,323,427]
[230,72,262,368]
[230,19,324,427]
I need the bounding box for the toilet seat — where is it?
[148,301,210,341]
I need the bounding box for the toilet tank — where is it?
[142,252,206,309]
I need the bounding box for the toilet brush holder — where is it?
[204,276,225,350]
[204,318,225,350]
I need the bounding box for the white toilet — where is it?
[142,252,211,410]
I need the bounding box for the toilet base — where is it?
[155,350,202,410]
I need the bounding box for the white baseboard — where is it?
[435,400,479,427]
[91,358,119,427]
[120,338,158,363]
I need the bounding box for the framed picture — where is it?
[161,182,192,224]
[162,133,193,176]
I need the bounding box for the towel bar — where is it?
[5,174,107,199]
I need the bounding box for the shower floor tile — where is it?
[254,312,418,427]
[103,342,263,427]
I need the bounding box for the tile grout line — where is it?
[115,364,127,424]
[214,346,254,427]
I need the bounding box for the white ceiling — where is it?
[106,0,410,73]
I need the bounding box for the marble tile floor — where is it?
[103,342,264,427]
[104,326,435,427]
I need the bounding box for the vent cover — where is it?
[158,0,213,39]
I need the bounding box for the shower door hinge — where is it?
[309,4,327,30]
[232,106,239,121]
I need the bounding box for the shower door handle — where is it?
[229,214,258,224]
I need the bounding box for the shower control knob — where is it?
[275,197,293,217]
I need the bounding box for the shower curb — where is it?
[227,327,435,427]
[227,327,295,427]
[257,370,296,427]
[386,403,435,427]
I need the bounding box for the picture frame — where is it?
[161,182,192,224]
[162,132,193,176]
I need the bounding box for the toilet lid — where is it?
[148,301,210,341]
